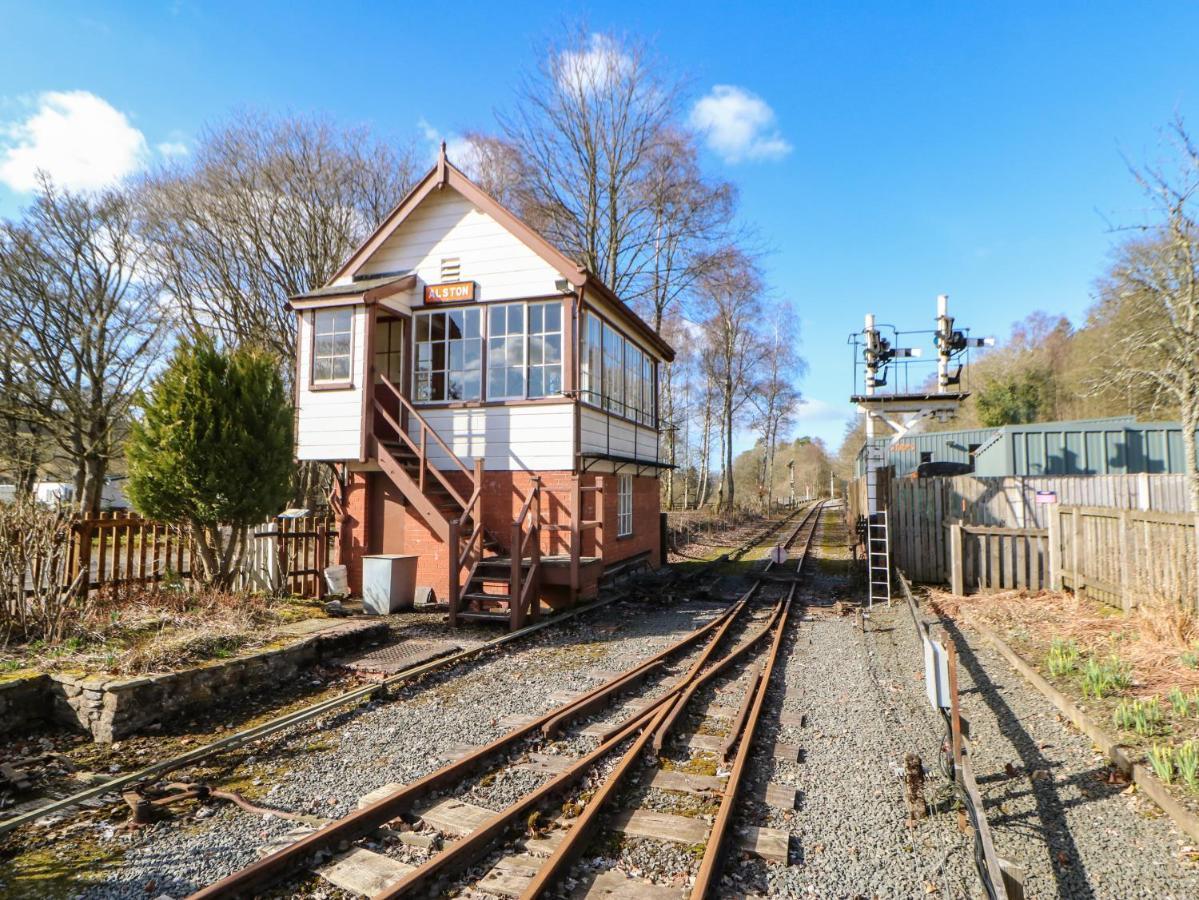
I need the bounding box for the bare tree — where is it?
[499,29,676,301]
[750,309,805,510]
[696,248,766,512]
[139,111,420,370]
[0,327,46,496]
[640,129,737,331]
[0,177,165,514]
[1103,121,1199,509]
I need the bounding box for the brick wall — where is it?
[338,468,662,601]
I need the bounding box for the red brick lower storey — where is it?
[337,469,662,602]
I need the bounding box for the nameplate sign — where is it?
[424,281,476,304]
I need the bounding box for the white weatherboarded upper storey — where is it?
[350,187,564,304]
[291,150,672,469]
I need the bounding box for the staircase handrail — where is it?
[372,398,470,513]
[376,373,475,480]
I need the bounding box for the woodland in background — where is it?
[0,27,808,517]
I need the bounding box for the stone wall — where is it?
[3,618,386,743]
[0,673,52,736]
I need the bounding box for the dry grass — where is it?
[934,587,1199,698]
[0,584,326,676]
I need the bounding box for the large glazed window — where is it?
[602,323,624,415]
[526,301,562,398]
[640,354,654,426]
[581,311,603,405]
[487,300,563,400]
[414,308,482,402]
[312,308,353,384]
[487,303,526,400]
[583,313,656,425]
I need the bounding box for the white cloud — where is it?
[689,85,792,164]
[416,117,478,172]
[557,33,631,94]
[0,91,149,192]
[155,140,189,159]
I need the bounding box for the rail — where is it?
[176,506,820,898]
[895,568,1023,900]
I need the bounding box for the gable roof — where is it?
[327,144,674,361]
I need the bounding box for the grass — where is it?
[1113,698,1165,736]
[1046,639,1080,676]
[1149,744,1176,784]
[1177,741,1199,791]
[0,588,330,676]
[1079,656,1131,699]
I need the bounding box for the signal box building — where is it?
[288,148,673,628]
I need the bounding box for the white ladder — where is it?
[867,510,891,607]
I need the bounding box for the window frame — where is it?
[486,300,565,402]
[617,474,633,537]
[310,307,355,389]
[581,308,657,428]
[412,306,483,404]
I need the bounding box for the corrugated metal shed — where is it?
[971,417,1193,475]
[855,427,998,477]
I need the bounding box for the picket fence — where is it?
[66,512,336,599]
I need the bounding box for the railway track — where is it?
[188,501,826,899]
[0,508,809,843]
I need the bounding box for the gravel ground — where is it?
[922,610,1199,899]
[725,509,979,899]
[30,596,727,899]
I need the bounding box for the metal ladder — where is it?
[867,510,891,607]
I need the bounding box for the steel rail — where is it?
[371,671,682,898]
[691,500,825,898]
[367,503,825,899]
[1,505,812,841]
[0,590,628,839]
[692,582,797,898]
[184,576,765,898]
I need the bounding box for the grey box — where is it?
[361,554,419,615]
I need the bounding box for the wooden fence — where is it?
[1052,506,1197,612]
[64,511,336,599]
[947,525,1051,595]
[886,473,1192,582]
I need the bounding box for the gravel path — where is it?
[723,510,978,899]
[922,610,1199,899]
[51,596,728,899]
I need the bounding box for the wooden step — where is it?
[463,591,512,604]
[455,610,512,623]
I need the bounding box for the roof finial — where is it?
[436,141,448,188]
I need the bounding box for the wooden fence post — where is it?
[1070,507,1082,597]
[1047,504,1062,591]
[73,516,93,600]
[949,523,965,596]
[1117,509,1131,612]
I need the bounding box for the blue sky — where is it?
[1,2,1196,452]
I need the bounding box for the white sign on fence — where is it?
[924,634,951,710]
[1034,490,1057,504]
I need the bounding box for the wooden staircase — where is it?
[371,372,541,629]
